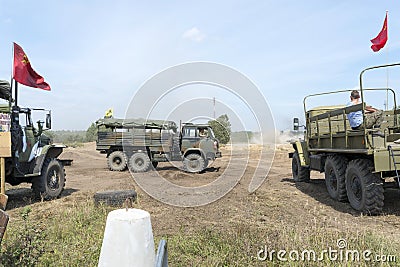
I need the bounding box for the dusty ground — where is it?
[4,142,400,260]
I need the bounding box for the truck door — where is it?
[181,126,199,152]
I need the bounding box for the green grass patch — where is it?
[1,195,111,266]
[165,224,399,267]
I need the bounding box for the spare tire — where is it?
[93,190,137,207]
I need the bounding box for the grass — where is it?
[165,224,399,266]
[0,194,110,266]
[0,194,399,266]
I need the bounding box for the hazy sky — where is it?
[1,1,399,131]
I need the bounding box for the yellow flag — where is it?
[105,108,113,118]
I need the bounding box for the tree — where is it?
[45,131,56,142]
[86,122,97,142]
[208,114,231,144]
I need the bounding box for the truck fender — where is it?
[32,145,66,174]
[290,140,309,167]
[183,148,205,159]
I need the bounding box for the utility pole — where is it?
[213,97,216,119]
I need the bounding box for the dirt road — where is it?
[52,143,400,235]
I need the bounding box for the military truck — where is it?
[0,80,66,199]
[96,118,222,173]
[290,63,400,215]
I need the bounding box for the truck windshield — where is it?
[183,127,197,137]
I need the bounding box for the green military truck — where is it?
[290,63,400,215]
[96,118,222,173]
[0,80,66,200]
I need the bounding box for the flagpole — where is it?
[9,43,19,107]
[9,43,13,107]
[386,47,389,110]
[14,82,18,107]
[385,10,389,110]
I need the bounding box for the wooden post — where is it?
[0,157,7,211]
[0,157,7,243]
[0,158,4,194]
[0,209,9,245]
[0,130,11,211]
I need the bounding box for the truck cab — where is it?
[181,123,221,163]
[180,123,222,173]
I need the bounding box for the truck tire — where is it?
[324,155,348,202]
[32,158,65,200]
[129,152,151,172]
[183,153,206,173]
[345,159,384,215]
[94,190,137,207]
[292,151,310,182]
[107,151,127,171]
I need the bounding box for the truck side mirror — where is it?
[293,118,299,131]
[46,113,52,129]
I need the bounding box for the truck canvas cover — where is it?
[96,118,177,130]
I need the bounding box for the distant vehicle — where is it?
[289,63,400,215]
[0,80,66,199]
[96,118,222,173]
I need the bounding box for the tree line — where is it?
[46,123,97,144]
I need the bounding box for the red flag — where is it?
[370,13,388,52]
[13,42,51,90]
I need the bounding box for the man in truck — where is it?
[347,90,383,130]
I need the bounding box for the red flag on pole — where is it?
[13,42,51,90]
[370,12,388,52]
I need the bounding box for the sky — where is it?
[1,1,400,131]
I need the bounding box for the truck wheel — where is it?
[345,159,384,215]
[324,155,348,201]
[32,158,65,200]
[292,151,310,182]
[129,152,151,172]
[107,151,127,171]
[183,153,205,173]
